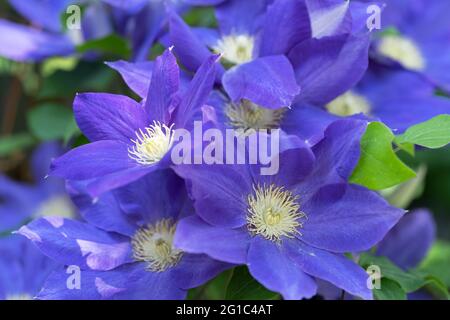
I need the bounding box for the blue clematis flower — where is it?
[18,170,231,300]
[365,0,450,92]
[50,49,219,197]
[0,235,58,300]
[173,118,404,300]
[0,142,76,233]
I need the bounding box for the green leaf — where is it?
[226,266,279,300]
[374,278,406,300]
[360,253,427,293]
[396,115,450,149]
[76,34,130,57]
[27,103,75,141]
[350,122,416,190]
[394,141,415,156]
[0,133,35,157]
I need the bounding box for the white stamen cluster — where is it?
[325,91,372,116]
[131,219,182,272]
[128,122,175,165]
[213,34,255,65]
[247,184,306,242]
[225,100,286,132]
[378,35,426,71]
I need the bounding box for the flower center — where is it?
[225,100,286,132]
[247,184,306,242]
[377,35,425,71]
[34,195,76,219]
[213,34,254,65]
[325,91,371,116]
[131,219,182,272]
[128,122,175,165]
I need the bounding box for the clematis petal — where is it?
[290,33,370,105]
[259,0,311,56]
[215,0,270,35]
[67,181,137,237]
[285,239,372,300]
[223,55,300,109]
[377,209,436,270]
[306,0,351,38]
[247,236,317,300]
[300,183,405,253]
[170,253,233,290]
[18,217,133,271]
[114,170,189,225]
[174,216,250,264]
[174,164,252,228]
[106,60,154,99]
[169,12,214,73]
[172,54,219,129]
[38,263,186,300]
[74,93,148,143]
[145,48,179,123]
[50,140,137,181]
[310,118,367,183]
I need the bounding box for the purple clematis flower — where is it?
[50,49,219,197]
[0,142,76,233]
[173,118,404,300]
[0,235,58,300]
[169,0,307,109]
[18,170,231,300]
[365,0,450,92]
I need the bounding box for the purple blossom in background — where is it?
[19,170,231,300]
[0,235,58,300]
[365,0,450,92]
[173,119,404,300]
[0,142,76,233]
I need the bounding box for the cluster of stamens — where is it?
[225,100,286,133]
[247,184,306,242]
[128,121,175,165]
[131,219,182,272]
[213,34,255,65]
